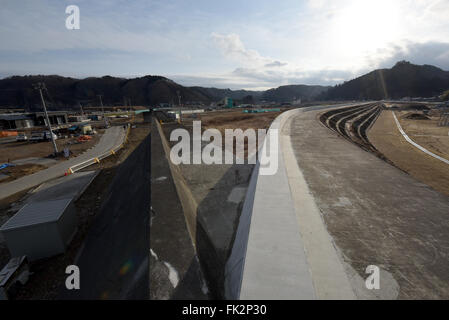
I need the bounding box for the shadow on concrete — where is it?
[60,131,150,300]
[149,116,208,300]
[151,111,253,300]
[194,163,253,299]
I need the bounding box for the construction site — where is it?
[1,98,449,300]
[0,102,151,299]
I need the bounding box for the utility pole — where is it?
[79,102,84,116]
[97,94,107,127]
[33,83,58,155]
[177,90,182,123]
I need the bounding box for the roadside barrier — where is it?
[64,125,130,175]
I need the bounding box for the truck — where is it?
[29,130,58,142]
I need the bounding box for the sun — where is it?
[330,0,402,57]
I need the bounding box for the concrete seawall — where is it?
[154,116,253,299]
[225,104,358,300]
[155,119,198,246]
[154,105,357,299]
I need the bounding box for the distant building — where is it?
[31,112,68,127]
[87,114,103,121]
[224,97,233,108]
[68,115,90,123]
[0,114,34,130]
[158,102,171,108]
[0,112,68,130]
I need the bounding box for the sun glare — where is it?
[331,0,402,58]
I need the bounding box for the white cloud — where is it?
[2,0,449,89]
[211,32,273,67]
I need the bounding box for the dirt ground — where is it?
[198,109,284,133]
[3,118,150,300]
[396,111,449,160]
[183,109,284,157]
[369,110,449,197]
[0,164,47,183]
[0,132,103,163]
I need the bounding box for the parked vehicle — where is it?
[29,131,58,142]
[15,133,28,142]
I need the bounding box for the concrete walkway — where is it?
[228,104,357,300]
[0,126,126,200]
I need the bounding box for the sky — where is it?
[1,0,449,90]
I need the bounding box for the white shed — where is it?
[0,198,78,261]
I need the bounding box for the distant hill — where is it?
[0,75,213,110]
[262,85,330,102]
[188,86,263,101]
[323,61,449,100]
[0,75,326,110]
[3,61,444,110]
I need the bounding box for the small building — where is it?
[0,112,68,129]
[33,112,68,126]
[0,198,78,261]
[0,114,34,130]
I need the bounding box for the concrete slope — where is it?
[0,126,125,200]
[60,133,150,300]
[150,117,208,300]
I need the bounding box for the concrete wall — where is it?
[153,116,251,299]
[223,108,299,299]
[154,119,198,245]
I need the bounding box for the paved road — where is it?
[288,107,449,299]
[61,132,150,300]
[0,126,125,200]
